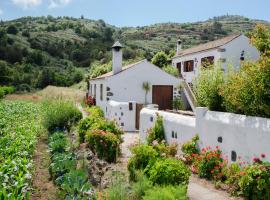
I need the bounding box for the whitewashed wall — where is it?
[140,107,270,163]
[140,108,196,145]
[106,100,136,132]
[196,107,270,163]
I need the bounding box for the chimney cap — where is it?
[112,41,123,49]
[177,39,182,44]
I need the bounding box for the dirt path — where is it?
[30,132,60,200]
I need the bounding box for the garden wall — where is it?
[140,107,270,163]
[106,100,136,132]
[196,107,270,163]
[140,108,196,145]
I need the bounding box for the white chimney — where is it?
[176,39,182,55]
[112,41,123,74]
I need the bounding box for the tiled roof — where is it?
[174,34,242,58]
[91,60,146,80]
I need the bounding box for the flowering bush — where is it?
[86,129,121,163]
[145,157,191,185]
[238,159,270,200]
[152,140,178,157]
[181,135,199,164]
[194,146,225,180]
[85,95,95,107]
[147,114,165,145]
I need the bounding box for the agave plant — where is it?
[142,81,150,105]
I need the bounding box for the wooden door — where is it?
[152,85,173,110]
[177,62,182,77]
[136,104,143,130]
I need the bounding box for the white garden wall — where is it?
[140,108,196,145]
[140,107,270,163]
[196,107,270,163]
[105,100,136,132]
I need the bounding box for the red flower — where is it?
[261,153,266,158]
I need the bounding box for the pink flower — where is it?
[261,153,266,158]
[152,140,158,146]
[216,145,220,149]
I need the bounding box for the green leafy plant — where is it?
[238,162,270,200]
[145,158,191,185]
[128,144,158,181]
[147,114,165,145]
[49,132,68,154]
[142,184,187,200]
[105,173,128,200]
[172,97,184,110]
[131,171,153,200]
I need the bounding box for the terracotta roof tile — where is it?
[174,34,242,58]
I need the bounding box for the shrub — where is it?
[145,158,190,185]
[0,86,15,95]
[128,144,158,181]
[238,162,270,200]
[172,97,184,110]
[0,89,4,99]
[163,65,179,77]
[152,141,178,157]
[43,100,82,133]
[131,171,153,200]
[147,114,165,145]
[193,66,225,111]
[86,129,121,163]
[181,135,199,164]
[151,51,169,68]
[195,147,224,180]
[142,184,187,200]
[87,106,104,118]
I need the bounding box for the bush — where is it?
[181,135,199,164]
[0,86,15,99]
[43,100,82,133]
[193,66,225,111]
[128,144,158,181]
[162,65,179,77]
[152,141,178,157]
[86,129,121,163]
[147,114,165,145]
[195,147,224,180]
[78,106,104,142]
[145,158,190,185]
[142,184,187,200]
[151,51,169,68]
[238,162,270,200]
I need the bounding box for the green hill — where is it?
[0,15,268,91]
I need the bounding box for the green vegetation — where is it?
[0,101,42,199]
[0,15,267,90]
[181,135,200,164]
[147,114,165,144]
[42,99,82,132]
[0,86,15,98]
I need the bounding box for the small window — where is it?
[129,102,133,111]
[100,84,103,101]
[183,60,194,72]
[201,56,214,67]
[150,116,153,122]
[172,131,174,138]
[94,84,96,98]
[175,132,178,139]
[176,62,182,76]
[231,151,237,162]
[217,136,223,143]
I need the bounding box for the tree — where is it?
[142,81,150,104]
[151,51,169,68]
[249,24,270,57]
[6,25,18,35]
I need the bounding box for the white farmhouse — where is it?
[89,41,183,131]
[172,34,260,83]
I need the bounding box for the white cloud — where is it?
[11,0,42,8]
[48,0,72,8]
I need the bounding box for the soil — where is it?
[30,132,61,200]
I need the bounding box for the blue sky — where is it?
[1,0,270,27]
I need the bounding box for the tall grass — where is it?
[42,99,82,133]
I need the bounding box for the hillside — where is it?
[0,15,268,91]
